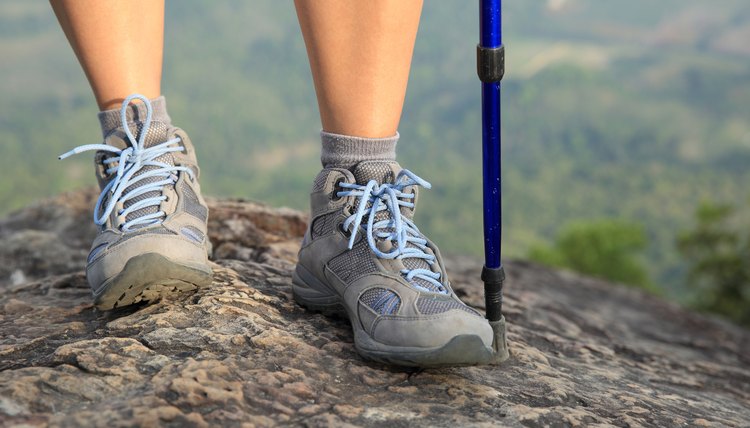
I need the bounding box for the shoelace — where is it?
[59,94,193,232]
[338,170,448,294]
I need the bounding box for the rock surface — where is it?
[1,189,748,427]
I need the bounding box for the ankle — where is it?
[320,130,398,169]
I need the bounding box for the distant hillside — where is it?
[0,0,748,303]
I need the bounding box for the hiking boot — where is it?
[59,95,212,309]
[293,160,494,367]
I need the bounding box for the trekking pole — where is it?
[477,0,509,363]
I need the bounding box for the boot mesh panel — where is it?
[353,163,394,185]
[359,287,400,315]
[403,257,440,291]
[311,212,337,239]
[179,181,208,223]
[416,296,481,317]
[328,238,378,283]
[312,170,330,193]
[121,122,175,227]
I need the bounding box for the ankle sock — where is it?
[97,96,171,138]
[320,130,398,169]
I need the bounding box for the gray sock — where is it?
[320,130,398,169]
[97,96,171,139]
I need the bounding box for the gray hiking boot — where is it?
[59,95,212,309]
[293,160,494,367]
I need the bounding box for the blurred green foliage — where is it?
[529,220,655,292]
[678,202,750,326]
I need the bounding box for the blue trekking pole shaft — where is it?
[478,0,505,323]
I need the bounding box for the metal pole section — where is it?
[478,0,505,323]
[480,0,502,268]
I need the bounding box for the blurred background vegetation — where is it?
[1,0,748,325]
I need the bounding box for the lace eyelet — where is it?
[331,178,345,201]
[338,222,352,237]
[175,135,188,155]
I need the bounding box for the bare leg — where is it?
[294,0,424,138]
[50,0,165,110]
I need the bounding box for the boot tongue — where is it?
[351,160,400,186]
[124,121,172,150]
[350,160,401,223]
[99,121,176,229]
[350,161,439,291]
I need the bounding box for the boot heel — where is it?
[292,264,348,318]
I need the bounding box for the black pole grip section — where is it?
[477,45,505,83]
[482,265,505,322]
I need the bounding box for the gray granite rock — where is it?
[1,189,748,427]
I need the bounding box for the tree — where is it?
[677,202,750,326]
[529,220,654,291]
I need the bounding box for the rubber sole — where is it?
[92,253,213,310]
[292,264,497,368]
[357,333,495,368]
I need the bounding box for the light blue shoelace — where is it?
[59,94,193,232]
[338,170,448,294]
